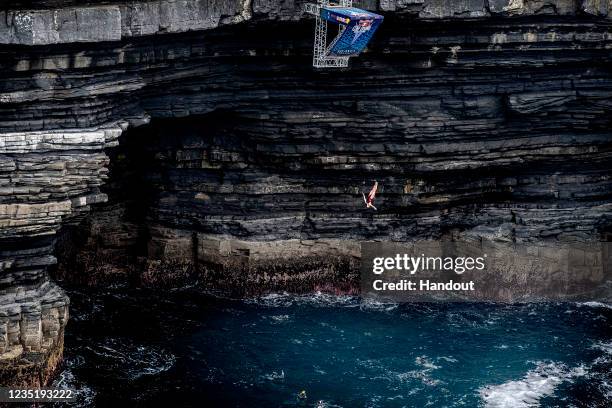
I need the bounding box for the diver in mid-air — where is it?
[363,181,378,210]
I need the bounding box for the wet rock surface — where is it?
[0,0,611,384]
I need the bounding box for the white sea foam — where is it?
[313,400,343,408]
[260,370,285,381]
[86,337,176,380]
[592,340,612,355]
[246,291,404,312]
[394,355,443,387]
[265,314,291,324]
[359,297,399,312]
[577,301,612,310]
[52,368,96,408]
[479,361,587,408]
[247,292,359,308]
[415,356,441,370]
[600,381,612,399]
[313,365,326,375]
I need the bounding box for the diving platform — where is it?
[304,1,384,68]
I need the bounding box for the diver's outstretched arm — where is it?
[362,192,368,205]
[371,204,377,211]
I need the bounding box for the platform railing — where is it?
[305,0,352,68]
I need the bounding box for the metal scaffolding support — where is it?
[305,1,352,68]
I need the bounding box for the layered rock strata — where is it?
[1,0,612,383]
[0,121,140,385]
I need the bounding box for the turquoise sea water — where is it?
[56,288,612,407]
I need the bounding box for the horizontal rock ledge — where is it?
[2,0,612,45]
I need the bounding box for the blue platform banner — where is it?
[320,7,384,57]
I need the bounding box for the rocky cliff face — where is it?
[1,0,612,385]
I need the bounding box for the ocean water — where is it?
[55,288,612,407]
